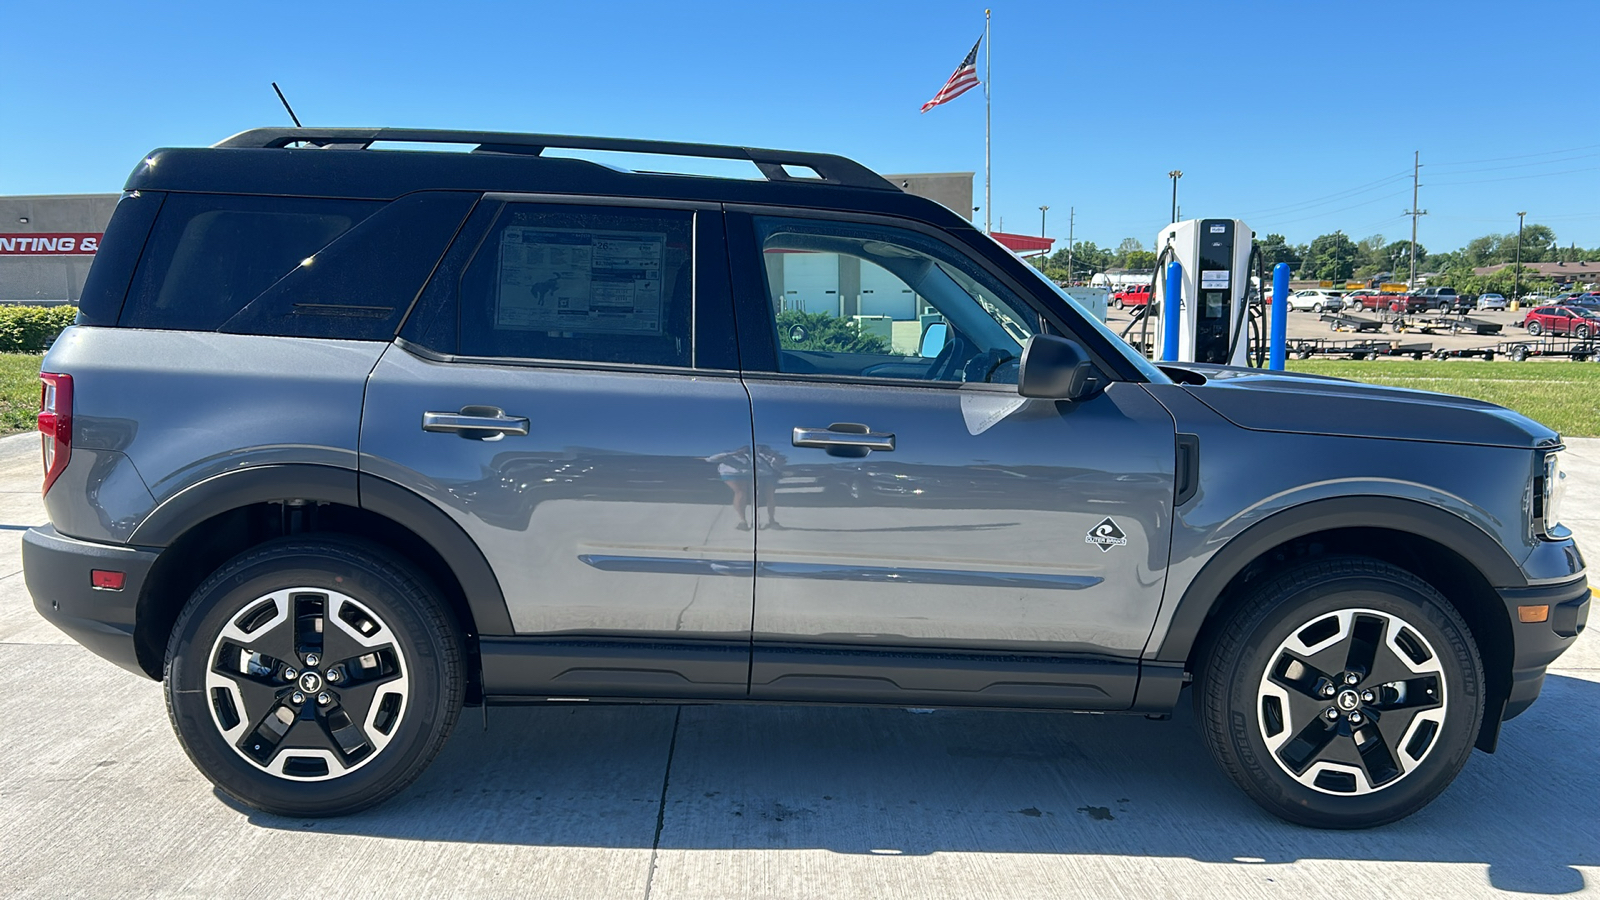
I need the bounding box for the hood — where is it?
[1161,364,1560,449]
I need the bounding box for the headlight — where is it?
[1538,450,1566,538]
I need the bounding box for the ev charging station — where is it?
[1148,218,1262,366]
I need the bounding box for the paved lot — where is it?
[0,430,1595,899]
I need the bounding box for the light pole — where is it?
[1514,211,1526,306]
[1037,205,1050,268]
[1168,170,1183,223]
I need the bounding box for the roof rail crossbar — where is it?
[212,127,896,191]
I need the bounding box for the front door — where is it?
[730,212,1176,708]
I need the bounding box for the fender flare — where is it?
[1152,495,1526,664]
[128,464,513,635]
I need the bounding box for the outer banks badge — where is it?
[1086,517,1127,552]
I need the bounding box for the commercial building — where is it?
[0,194,118,304]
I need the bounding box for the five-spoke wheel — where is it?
[1196,557,1483,828]
[166,538,463,817]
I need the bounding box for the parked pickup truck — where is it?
[1112,285,1151,309]
[1414,287,1462,312]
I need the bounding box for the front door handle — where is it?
[422,406,530,439]
[792,423,895,455]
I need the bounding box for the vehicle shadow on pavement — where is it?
[244,674,1598,895]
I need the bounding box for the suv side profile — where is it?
[25,128,1588,829]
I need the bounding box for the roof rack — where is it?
[212,127,896,191]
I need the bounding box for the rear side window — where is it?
[456,204,694,368]
[121,194,380,332]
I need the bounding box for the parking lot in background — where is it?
[1,431,1596,899]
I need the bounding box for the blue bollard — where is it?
[1269,262,1290,370]
[1162,260,1182,362]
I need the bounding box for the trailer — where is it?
[1319,312,1385,333]
[1288,338,1432,360]
[1400,313,1503,336]
[1496,335,1597,362]
[1431,346,1498,361]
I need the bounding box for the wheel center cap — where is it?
[299,671,323,693]
[1336,689,1360,711]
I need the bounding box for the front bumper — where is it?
[1498,576,1590,721]
[24,524,159,678]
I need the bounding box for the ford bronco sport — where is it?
[25,128,1588,828]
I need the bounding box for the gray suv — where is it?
[25,128,1588,828]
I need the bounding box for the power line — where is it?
[1430,164,1600,187]
[1240,172,1409,218]
[1250,190,1412,228]
[1429,142,1600,168]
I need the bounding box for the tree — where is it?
[1256,233,1303,275]
[1354,234,1388,278]
[1124,250,1157,270]
[1113,237,1145,269]
[1302,232,1358,281]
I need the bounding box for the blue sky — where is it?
[3,0,1596,255]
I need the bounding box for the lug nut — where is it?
[291,691,306,704]
[326,669,341,683]
[1325,708,1339,720]
[1349,712,1363,724]
[1321,684,1336,697]
[285,667,298,680]
[317,692,332,706]
[1344,673,1360,685]
[305,653,320,667]
[1362,690,1375,703]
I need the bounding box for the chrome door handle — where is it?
[422,406,530,438]
[792,425,895,453]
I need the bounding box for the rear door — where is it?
[727,210,1177,709]
[362,197,754,699]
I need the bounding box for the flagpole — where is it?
[984,8,991,234]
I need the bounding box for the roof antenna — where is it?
[271,82,303,127]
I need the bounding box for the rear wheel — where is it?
[165,537,464,817]
[1195,558,1483,828]
[1576,324,1591,340]
[1527,320,1543,336]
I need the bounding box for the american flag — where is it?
[920,36,982,113]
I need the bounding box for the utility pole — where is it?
[1037,205,1049,268]
[1403,151,1427,288]
[1515,211,1527,305]
[1168,170,1183,223]
[1067,206,1075,283]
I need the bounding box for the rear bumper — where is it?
[1499,576,1589,721]
[23,524,159,678]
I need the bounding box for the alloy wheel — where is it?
[205,588,409,781]
[1256,608,1446,796]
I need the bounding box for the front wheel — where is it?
[165,537,465,817]
[1194,558,1483,829]
[1527,320,1543,336]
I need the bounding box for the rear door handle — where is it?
[792,423,895,454]
[422,406,530,439]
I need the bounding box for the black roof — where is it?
[124,126,966,228]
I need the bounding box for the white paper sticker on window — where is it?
[1208,224,1226,233]
[494,227,665,334]
[1201,269,1231,289]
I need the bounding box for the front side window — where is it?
[459,204,693,367]
[752,216,1039,384]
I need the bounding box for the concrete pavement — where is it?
[1,431,1595,899]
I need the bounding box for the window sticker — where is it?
[495,227,666,334]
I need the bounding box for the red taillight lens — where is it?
[91,569,126,591]
[38,372,72,495]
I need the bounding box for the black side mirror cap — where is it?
[1018,334,1098,400]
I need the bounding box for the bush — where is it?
[0,306,77,353]
[775,310,892,354]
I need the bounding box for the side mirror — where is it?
[919,322,949,358]
[1018,334,1097,400]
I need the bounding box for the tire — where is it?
[1194,557,1484,829]
[1577,325,1591,340]
[164,537,465,817]
[1114,299,1125,310]
[1527,321,1542,336]
[1511,345,1529,362]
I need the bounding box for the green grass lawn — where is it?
[1288,359,1600,437]
[0,353,41,435]
[0,351,1592,439]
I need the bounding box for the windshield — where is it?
[1019,264,1171,384]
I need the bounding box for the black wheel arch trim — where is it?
[126,464,513,636]
[1153,495,1527,664]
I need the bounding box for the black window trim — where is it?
[418,193,732,373]
[721,203,1133,389]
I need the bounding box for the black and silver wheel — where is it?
[1510,345,1529,362]
[165,538,464,817]
[1527,320,1542,336]
[1576,324,1591,340]
[1195,558,1483,828]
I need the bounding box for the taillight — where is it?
[38,372,72,495]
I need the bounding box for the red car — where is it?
[1383,294,1432,314]
[1523,305,1600,339]
[1112,286,1150,309]
[1343,290,1387,310]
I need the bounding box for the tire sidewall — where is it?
[1212,568,1482,828]
[165,539,458,816]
